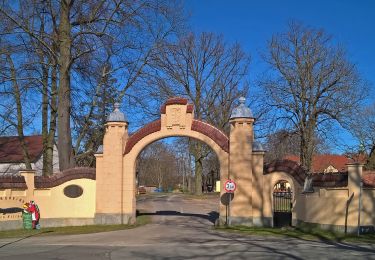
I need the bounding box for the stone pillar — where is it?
[252,148,269,226]
[346,163,364,231]
[227,97,255,225]
[20,170,36,198]
[95,103,129,224]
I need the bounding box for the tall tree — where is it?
[264,129,331,163]
[0,52,33,170]
[152,32,250,194]
[348,103,375,170]
[259,21,366,172]
[137,141,179,190]
[1,0,184,172]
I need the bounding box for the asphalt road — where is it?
[0,193,374,260]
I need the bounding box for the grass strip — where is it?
[0,214,151,239]
[216,226,375,244]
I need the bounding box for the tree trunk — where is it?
[41,59,50,175]
[57,0,75,170]
[365,144,375,170]
[192,140,203,195]
[45,64,58,175]
[7,55,32,170]
[300,125,315,172]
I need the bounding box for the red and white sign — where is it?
[224,179,236,193]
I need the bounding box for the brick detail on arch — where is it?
[160,97,191,114]
[35,167,96,188]
[124,119,162,155]
[264,160,306,185]
[191,120,229,153]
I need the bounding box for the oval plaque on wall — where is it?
[63,185,83,198]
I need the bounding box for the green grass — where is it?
[0,214,151,239]
[216,226,375,244]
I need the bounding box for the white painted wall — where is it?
[0,144,59,176]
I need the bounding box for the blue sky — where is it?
[185,0,375,152]
[185,1,374,83]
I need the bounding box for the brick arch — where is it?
[124,119,229,155]
[264,160,307,185]
[264,159,355,188]
[124,120,162,155]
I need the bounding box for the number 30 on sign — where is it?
[224,179,236,193]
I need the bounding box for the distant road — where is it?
[0,193,374,260]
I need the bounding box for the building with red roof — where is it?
[0,135,59,176]
[284,154,366,173]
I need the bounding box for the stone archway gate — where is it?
[94,97,262,225]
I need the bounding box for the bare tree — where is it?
[0,0,184,172]
[0,52,33,170]
[264,130,300,162]
[348,103,375,169]
[264,129,331,163]
[259,21,367,172]
[152,32,250,194]
[137,141,179,190]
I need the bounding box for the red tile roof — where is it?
[0,135,43,163]
[284,154,362,173]
[264,159,375,188]
[363,171,375,188]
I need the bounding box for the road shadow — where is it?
[0,231,53,249]
[137,210,219,224]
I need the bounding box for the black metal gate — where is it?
[273,190,292,228]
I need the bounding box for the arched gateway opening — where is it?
[95,98,262,224]
[123,108,229,223]
[135,137,221,225]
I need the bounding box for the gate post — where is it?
[228,97,255,225]
[95,103,129,224]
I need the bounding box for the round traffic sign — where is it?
[224,179,236,193]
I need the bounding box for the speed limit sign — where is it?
[224,179,236,193]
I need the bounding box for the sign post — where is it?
[224,179,236,226]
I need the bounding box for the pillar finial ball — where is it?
[107,102,127,122]
[230,97,254,119]
[239,96,246,104]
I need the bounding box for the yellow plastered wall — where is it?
[297,187,375,228]
[264,164,375,229]
[0,176,96,223]
[33,179,96,219]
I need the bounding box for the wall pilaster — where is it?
[95,121,128,224]
[228,117,254,224]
